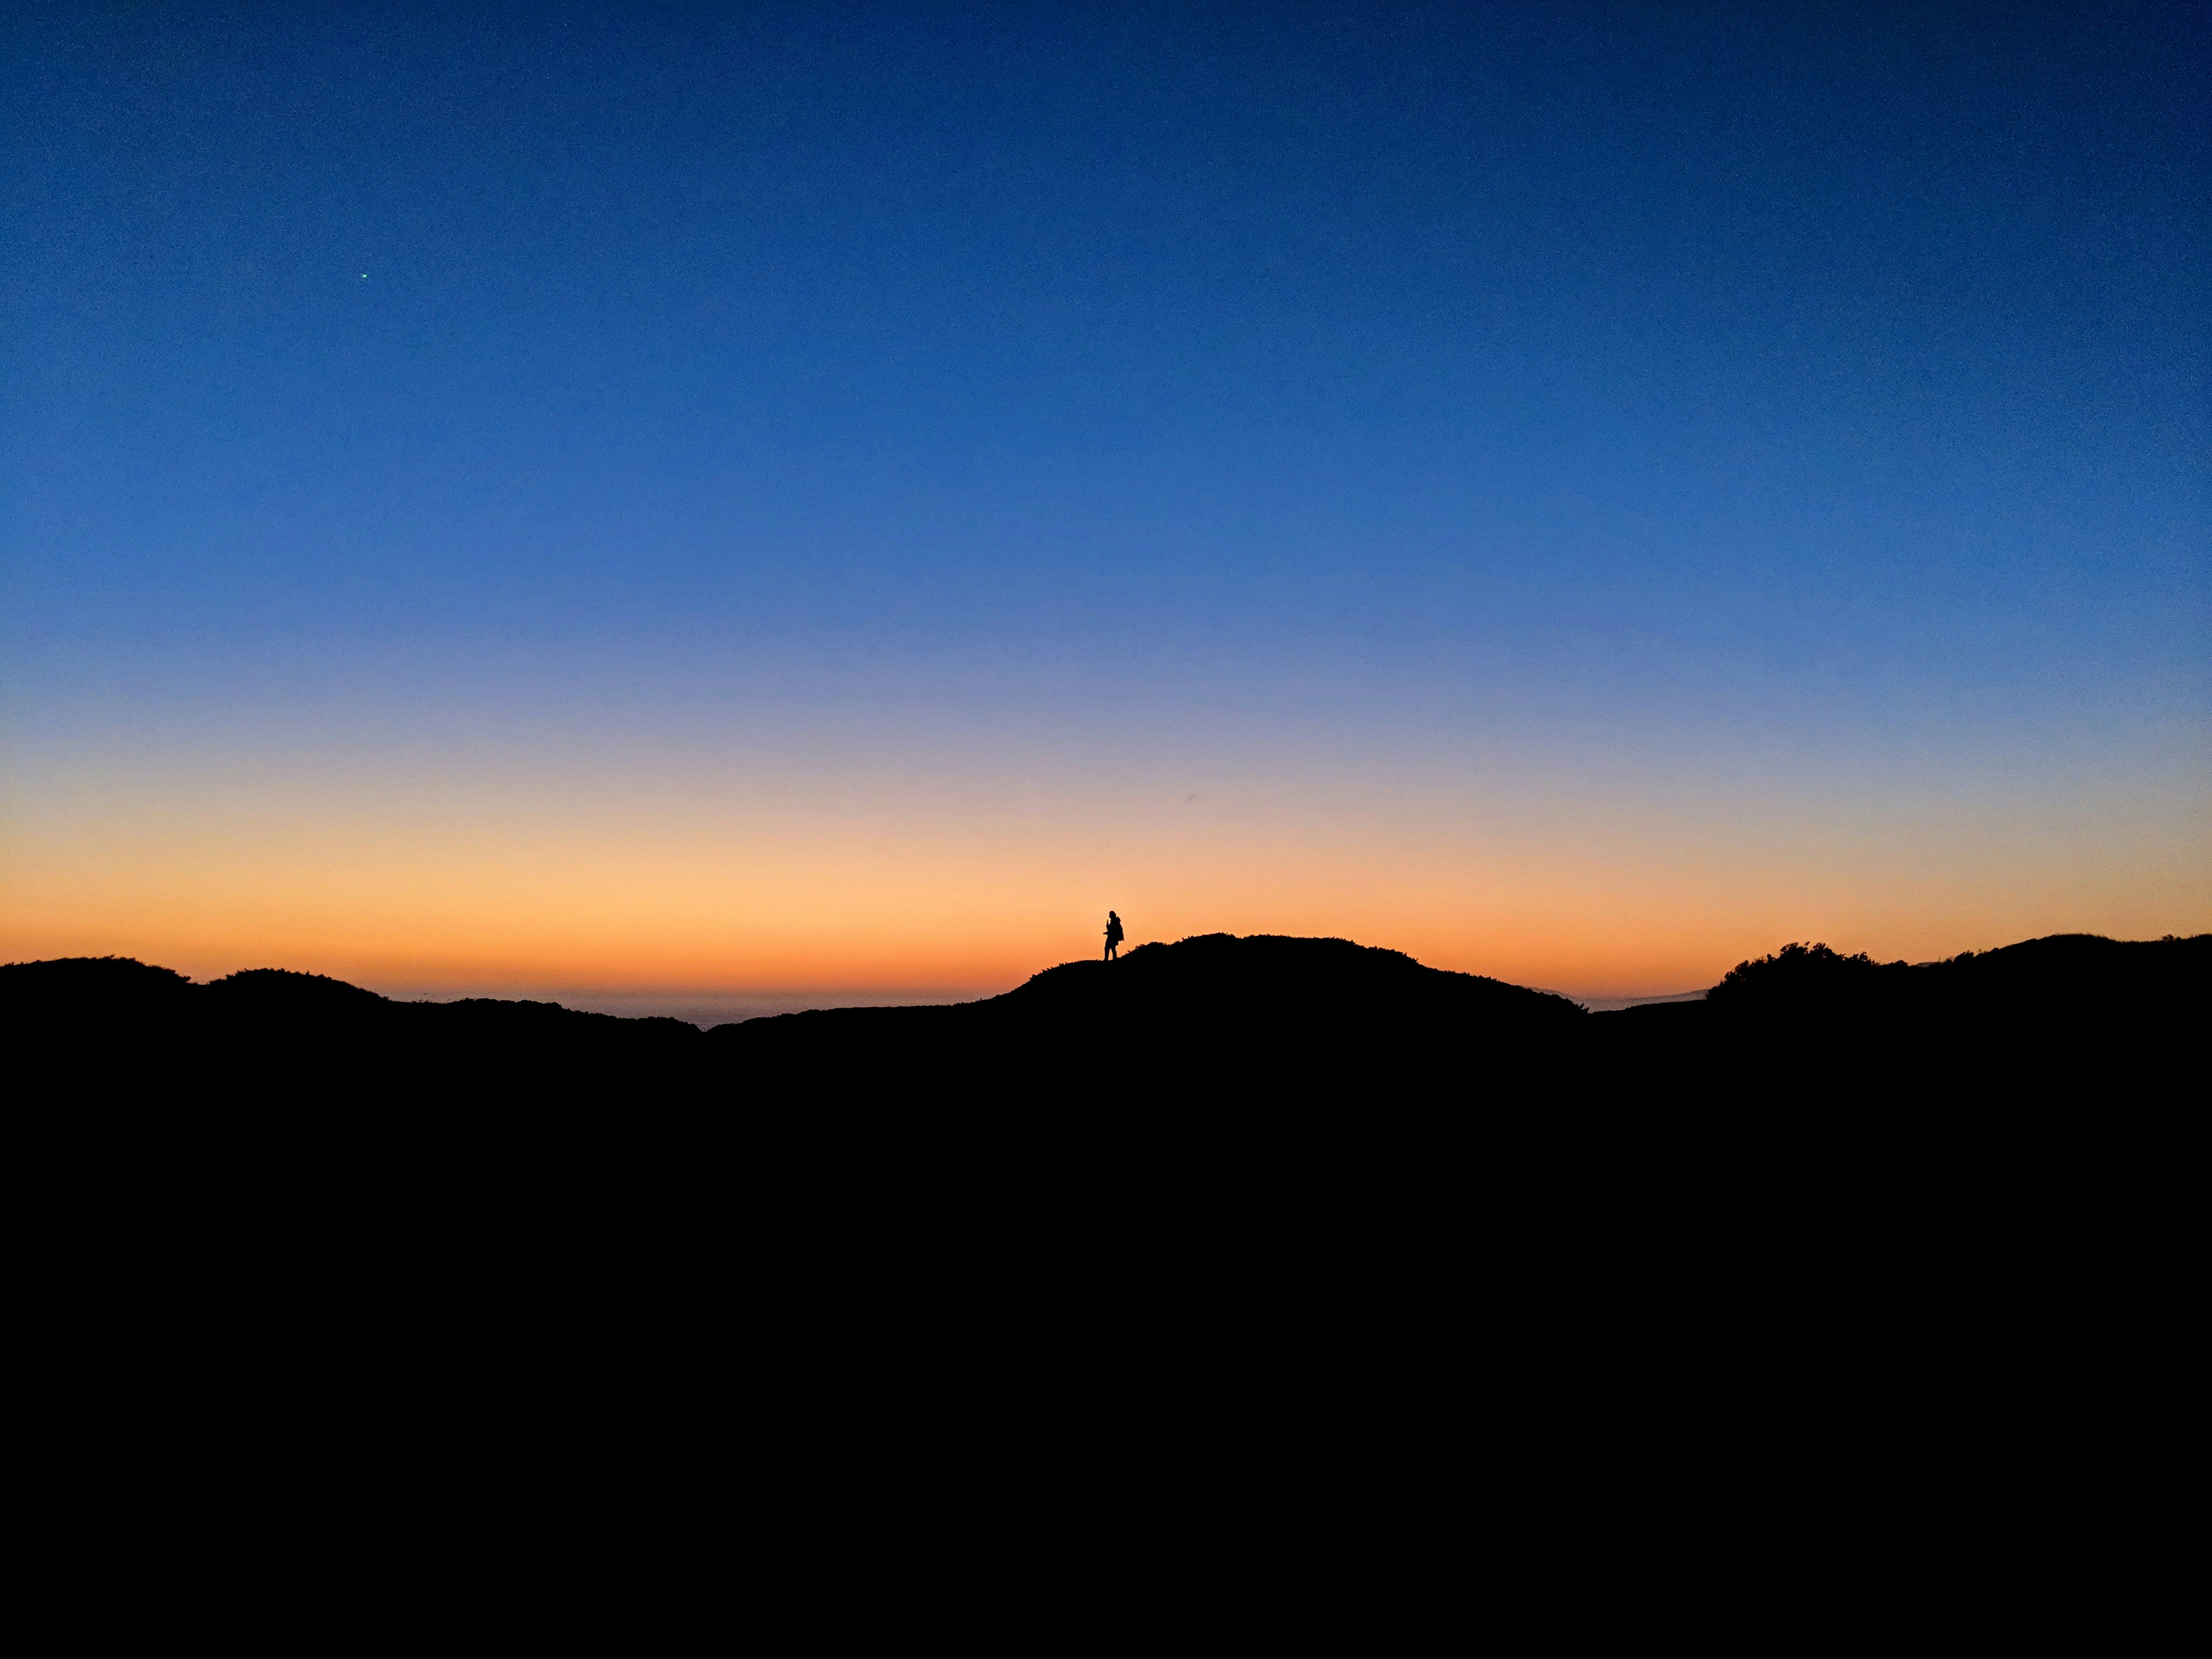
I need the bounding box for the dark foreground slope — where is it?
[6,930,2203,1105]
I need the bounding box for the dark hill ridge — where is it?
[1609,930,2208,1026]
[714,933,1581,1037]
[1010,934,1582,1025]
[5,930,2204,1101]
[701,933,1587,1090]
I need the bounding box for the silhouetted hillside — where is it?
[8,929,2203,1104]
[1594,930,2208,1025]
[707,932,1585,1093]
[5,954,195,1019]
[1588,931,2207,1092]
[4,952,702,1098]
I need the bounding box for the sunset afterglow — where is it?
[7,8,2205,1013]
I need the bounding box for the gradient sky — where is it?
[5,2,2207,1011]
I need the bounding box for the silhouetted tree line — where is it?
[1708,941,1903,1005]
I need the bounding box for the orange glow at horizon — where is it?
[8,761,2205,1001]
[13,5,2208,1024]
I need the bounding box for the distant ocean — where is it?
[374,986,1008,1030]
[1547,990,1707,1014]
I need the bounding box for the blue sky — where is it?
[5,3,2205,998]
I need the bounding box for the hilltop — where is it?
[706,932,1586,1094]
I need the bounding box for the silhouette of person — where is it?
[1104,911,1124,962]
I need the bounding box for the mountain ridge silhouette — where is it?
[9,929,2203,1105]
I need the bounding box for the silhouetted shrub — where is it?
[203,968,388,1011]
[1,956,196,1026]
[1705,941,1910,1011]
[1,955,193,992]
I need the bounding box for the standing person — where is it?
[1104,910,1124,962]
